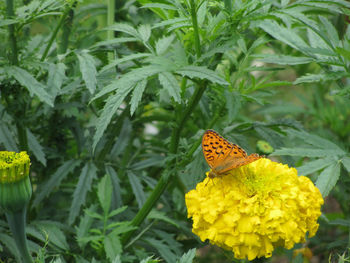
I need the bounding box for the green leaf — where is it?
[145,237,177,263]
[0,122,18,151]
[297,158,335,176]
[156,35,175,55]
[77,51,97,94]
[319,16,339,48]
[100,53,151,73]
[147,210,179,228]
[105,23,141,39]
[130,155,165,170]
[92,84,134,151]
[294,72,349,84]
[109,206,128,218]
[76,205,98,248]
[98,174,112,215]
[158,72,181,103]
[138,24,151,42]
[47,62,65,98]
[178,248,196,263]
[257,20,309,53]
[225,90,241,121]
[33,220,69,250]
[0,233,21,262]
[127,171,146,208]
[286,129,345,152]
[92,37,138,49]
[27,128,46,166]
[152,18,189,30]
[341,157,350,173]
[69,162,97,225]
[0,19,17,27]
[33,160,80,206]
[104,233,122,261]
[272,148,343,158]
[92,66,164,101]
[175,66,228,85]
[255,54,314,65]
[6,66,54,106]
[130,79,147,116]
[316,162,341,197]
[105,166,123,209]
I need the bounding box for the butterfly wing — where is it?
[202,130,246,170]
[202,130,261,175]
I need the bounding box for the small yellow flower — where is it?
[185,158,323,260]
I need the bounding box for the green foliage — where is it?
[0,0,350,262]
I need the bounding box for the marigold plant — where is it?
[185,158,323,260]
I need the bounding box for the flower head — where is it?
[0,151,32,213]
[185,158,323,260]
[256,140,274,155]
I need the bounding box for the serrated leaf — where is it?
[130,155,165,170]
[178,248,196,263]
[294,71,349,84]
[316,162,341,197]
[255,54,314,65]
[148,210,179,228]
[156,35,175,55]
[0,122,18,151]
[297,158,335,176]
[33,160,80,206]
[92,37,138,49]
[27,128,46,166]
[109,206,128,218]
[77,51,97,94]
[257,20,309,53]
[104,233,122,261]
[225,90,241,121]
[105,23,141,39]
[158,72,181,103]
[138,24,151,42]
[130,80,147,116]
[0,19,17,27]
[152,18,188,30]
[286,129,344,152]
[98,174,112,215]
[342,157,350,173]
[92,85,134,151]
[272,148,343,158]
[175,65,228,85]
[92,66,163,101]
[69,162,97,225]
[47,62,65,98]
[33,221,69,250]
[100,53,151,73]
[0,233,21,262]
[76,205,98,248]
[105,166,123,209]
[127,171,145,208]
[319,16,340,47]
[145,237,177,263]
[6,66,54,106]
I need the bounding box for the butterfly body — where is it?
[202,130,261,178]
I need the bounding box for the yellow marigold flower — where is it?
[185,158,323,260]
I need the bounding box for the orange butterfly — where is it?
[202,130,261,178]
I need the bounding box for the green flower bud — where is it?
[0,151,32,213]
[256,140,274,155]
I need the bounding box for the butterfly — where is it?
[202,129,261,178]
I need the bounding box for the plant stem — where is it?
[58,1,77,54]
[107,0,116,63]
[6,0,18,65]
[189,0,201,59]
[5,208,33,263]
[41,3,73,61]
[121,82,208,245]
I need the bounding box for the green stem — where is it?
[107,0,116,63]
[5,208,33,263]
[6,0,18,65]
[16,123,28,151]
[121,82,208,245]
[41,4,73,61]
[58,1,77,54]
[189,0,201,59]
